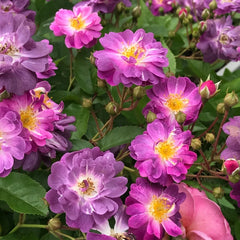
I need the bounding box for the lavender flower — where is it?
[0,107,28,177]
[147,0,173,16]
[215,0,240,15]
[230,181,240,207]
[129,118,197,186]
[125,178,186,239]
[94,29,168,87]
[197,16,240,63]
[0,12,55,95]
[143,76,202,125]
[46,147,128,233]
[50,5,103,49]
[76,0,131,13]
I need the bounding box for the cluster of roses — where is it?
[0,1,75,177]
[46,1,236,240]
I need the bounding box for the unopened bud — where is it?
[82,98,92,108]
[192,29,199,38]
[133,86,145,99]
[117,2,126,13]
[189,41,196,49]
[209,0,217,10]
[205,133,215,143]
[105,102,119,115]
[188,14,193,22]
[212,187,224,199]
[224,91,239,108]
[191,138,202,150]
[182,18,189,25]
[89,53,95,65]
[168,31,176,38]
[48,218,61,231]
[224,158,240,175]
[175,111,186,124]
[146,111,157,123]
[198,21,207,33]
[199,79,220,100]
[229,174,240,183]
[216,102,225,114]
[97,78,106,88]
[201,9,210,20]
[158,7,164,15]
[132,6,141,19]
[179,8,188,20]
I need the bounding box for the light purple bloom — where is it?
[0,107,28,177]
[143,76,202,125]
[76,0,131,13]
[94,29,168,87]
[129,118,197,186]
[230,181,240,207]
[220,116,240,160]
[125,178,186,239]
[197,16,240,63]
[87,205,134,240]
[45,147,128,233]
[50,5,103,49]
[0,12,54,95]
[147,0,173,16]
[215,0,240,15]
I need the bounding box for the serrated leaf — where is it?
[71,139,93,151]
[98,126,144,151]
[0,172,48,216]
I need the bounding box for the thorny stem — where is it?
[199,149,210,170]
[91,110,104,137]
[197,116,219,138]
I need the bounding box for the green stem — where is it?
[124,166,136,172]
[20,224,48,229]
[55,231,76,240]
[67,48,75,91]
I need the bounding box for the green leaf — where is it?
[71,139,93,151]
[161,39,176,75]
[217,197,235,209]
[234,219,240,240]
[0,172,48,216]
[74,49,96,94]
[98,126,144,151]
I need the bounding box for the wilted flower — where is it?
[197,16,240,63]
[178,183,233,240]
[0,107,28,177]
[94,29,168,87]
[125,178,186,239]
[0,12,54,95]
[46,147,128,233]
[76,0,131,13]
[129,118,197,186]
[50,5,102,49]
[143,76,202,125]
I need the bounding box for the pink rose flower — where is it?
[178,183,233,240]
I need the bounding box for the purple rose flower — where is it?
[87,205,134,240]
[50,5,103,49]
[147,0,173,16]
[46,147,128,233]
[143,76,202,126]
[94,29,168,87]
[0,107,28,177]
[76,0,131,13]
[125,178,186,239]
[129,118,197,186]
[0,12,55,95]
[215,0,240,15]
[197,16,240,63]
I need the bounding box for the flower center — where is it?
[148,195,172,223]
[219,33,230,45]
[164,93,189,113]
[70,16,86,30]
[157,0,164,4]
[113,233,136,240]
[155,138,176,161]
[77,177,96,196]
[20,107,37,131]
[0,35,18,56]
[121,44,145,60]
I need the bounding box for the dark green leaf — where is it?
[0,172,48,216]
[98,126,144,151]
[71,139,93,151]
[217,197,235,209]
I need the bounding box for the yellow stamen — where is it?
[148,195,171,223]
[164,93,188,113]
[70,16,86,30]
[77,177,95,196]
[155,138,176,161]
[20,107,37,131]
[121,45,145,60]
